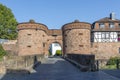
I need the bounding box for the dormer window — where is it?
[99,23,105,28]
[109,23,114,28]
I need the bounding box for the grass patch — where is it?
[101,65,116,69]
[101,57,120,69]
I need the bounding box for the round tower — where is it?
[62,20,91,55]
[17,20,48,56]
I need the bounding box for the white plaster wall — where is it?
[94,32,118,42]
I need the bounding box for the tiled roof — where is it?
[95,17,120,23]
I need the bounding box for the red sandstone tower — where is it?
[17,20,48,56]
[62,20,91,55]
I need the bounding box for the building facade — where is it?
[16,13,120,59]
[91,13,120,59]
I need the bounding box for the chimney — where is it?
[110,12,116,20]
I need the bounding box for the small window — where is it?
[109,23,114,28]
[106,32,110,39]
[27,34,31,35]
[65,45,67,47]
[79,45,83,47]
[36,28,38,31]
[101,32,105,39]
[99,23,105,28]
[79,33,83,35]
[119,24,120,28]
[43,35,45,37]
[27,45,31,48]
[43,43,45,47]
[65,34,67,36]
[119,47,120,53]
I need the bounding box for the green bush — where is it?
[107,57,120,65]
[0,45,6,60]
[55,50,62,56]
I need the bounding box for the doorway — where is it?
[49,43,62,56]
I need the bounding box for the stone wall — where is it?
[2,40,18,55]
[0,62,6,74]
[18,29,48,56]
[62,20,91,55]
[0,54,44,74]
[91,42,120,59]
[63,29,91,54]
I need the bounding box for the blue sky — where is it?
[0,0,120,29]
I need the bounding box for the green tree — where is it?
[56,50,62,56]
[0,4,18,40]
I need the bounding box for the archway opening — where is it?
[49,42,62,56]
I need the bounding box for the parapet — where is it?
[62,20,91,31]
[17,20,48,33]
[48,29,62,36]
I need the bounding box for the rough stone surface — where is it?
[0,54,44,74]
[63,29,91,54]
[91,43,120,59]
[17,22,62,56]
[62,21,91,55]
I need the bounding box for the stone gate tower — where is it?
[62,20,91,55]
[17,20,48,56]
[17,20,62,56]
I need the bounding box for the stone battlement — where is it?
[62,20,91,31]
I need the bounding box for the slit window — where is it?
[27,45,31,48]
[118,33,120,42]
[65,34,67,36]
[79,33,83,35]
[43,35,45,37]
[79,45,83,47]
[65,45,67,47]
[43,43,45,47]
[119,47,120,53]
[27,34,31,35]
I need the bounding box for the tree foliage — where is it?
[0,4,18,40]
[107,57,120,65]
[56,50,62,56]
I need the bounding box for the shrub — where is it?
[107,57,120,65]
[55,50,62,56]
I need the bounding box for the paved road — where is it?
[102,69,120,79]
[0,57,120,80]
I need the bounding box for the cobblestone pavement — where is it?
[0,57,120,80]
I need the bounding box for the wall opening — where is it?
[48,42,62,56]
